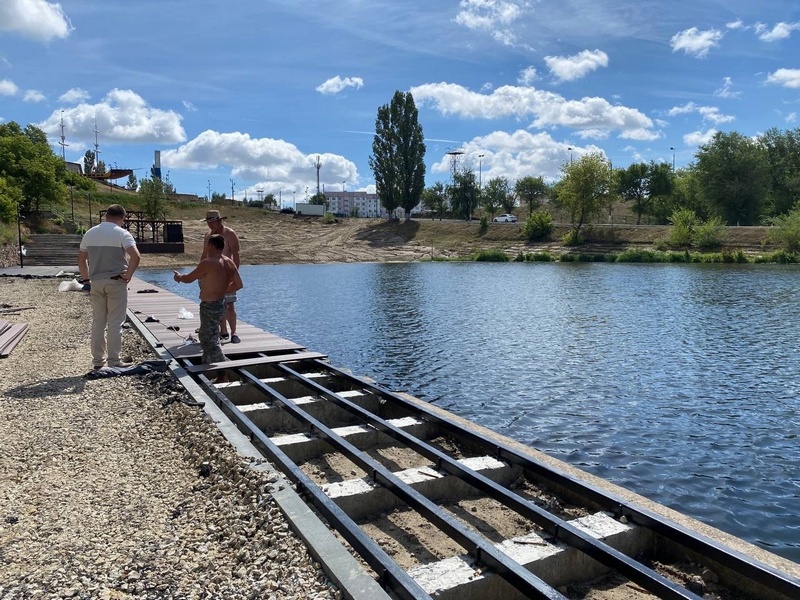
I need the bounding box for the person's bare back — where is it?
[173,234,243,299]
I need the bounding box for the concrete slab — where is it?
[323,456,521,520]
[408,511,650,600]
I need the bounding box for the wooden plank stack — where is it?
[0,317,29,358]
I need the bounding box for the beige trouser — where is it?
[90,279,128,366]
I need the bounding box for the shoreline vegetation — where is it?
[1,197,796,270]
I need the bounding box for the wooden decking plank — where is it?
[126,277,309,361]
[0,323,29,358]
[185,351,327,373]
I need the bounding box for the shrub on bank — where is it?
[522,211,554,241]
[474,248,509,261]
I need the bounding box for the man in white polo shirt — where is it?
[78,204,141,370]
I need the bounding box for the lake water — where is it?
[141,262,800,563]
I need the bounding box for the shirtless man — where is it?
[174,234,243,380]
[201,210,241,343]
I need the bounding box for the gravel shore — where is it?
[0,277,338,599]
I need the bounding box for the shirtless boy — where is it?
[201,210,241,342]
[173,234,243,379]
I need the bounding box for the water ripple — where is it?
[142,262,800,563]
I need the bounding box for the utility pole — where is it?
[207,180,211,202]
[230,179,235,202]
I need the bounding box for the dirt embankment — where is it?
[137,214,775,270]
[3,204,777,270]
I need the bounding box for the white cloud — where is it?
[0,79,19,96]
[671,27,723,58]
[431,129,604,183]
[684,128,717,146]
[714,76,740,99]
[454,0,526,46]
[23,89,45,102]
[786,112,797,124]
[59,87,89,103]
[37,89,186,144]
[0,0,71,42]
[726,20,746,31]
[517,66,537,86]
[545,49,609,82]
[755,21,800,42]
[409,82,657,140]
[668,102,734,124]
[182,100,198,112]
[316,76,364,95]
[765,68,800,88]
[161,130,359,193]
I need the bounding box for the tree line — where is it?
[369,91,800,236]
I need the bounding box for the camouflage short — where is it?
[198,299,228,364]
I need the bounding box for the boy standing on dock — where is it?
[201,210,241,343]
[173,234,243,380]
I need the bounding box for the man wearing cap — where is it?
[78,204,141,370]
[201,210,241,343]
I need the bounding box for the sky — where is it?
[1,0,799,206]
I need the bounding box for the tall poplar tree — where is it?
[369,91,426,220]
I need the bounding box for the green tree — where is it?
[557,152,612,240]
[308,191,327,206]
[617,163,649,224]
[481,176,507,218]
[126,173,139,191]
[448,169,478,221]
[138,177,167,221]
[759,127,800,219]
[514,176,548,216]
[83,150,96,175]
[368,91,426,221]
[0,176,21,223]
[0,121,65,215]
[264,193,277,209]
[421,182,447,220]
[695,131,770,225]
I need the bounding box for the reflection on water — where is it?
[143,262,800,563]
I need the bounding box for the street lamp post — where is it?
[69,184,75,221]
[207,180,211,202]
[87,194,92,227]
[478,154,484,190]
[16,202,23,268]
[670,147,675,172]
[568,147,573,165]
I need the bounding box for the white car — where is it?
[492,214,518,223]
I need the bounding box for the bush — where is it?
[768,207,800,252]
[479,215,488,235]
[322,212,335,224]
[693,217,725,250]
[474,248,509,261]
[526,251,556,262]
[562,229,583,246]
[522,211,553,241]
[667,208,696,248]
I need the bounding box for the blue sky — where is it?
[1,0,799,205]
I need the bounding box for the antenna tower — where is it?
[93,118,101,173]
[58,111,69,161]
[314,155,322,194]
[446,147,465,180]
